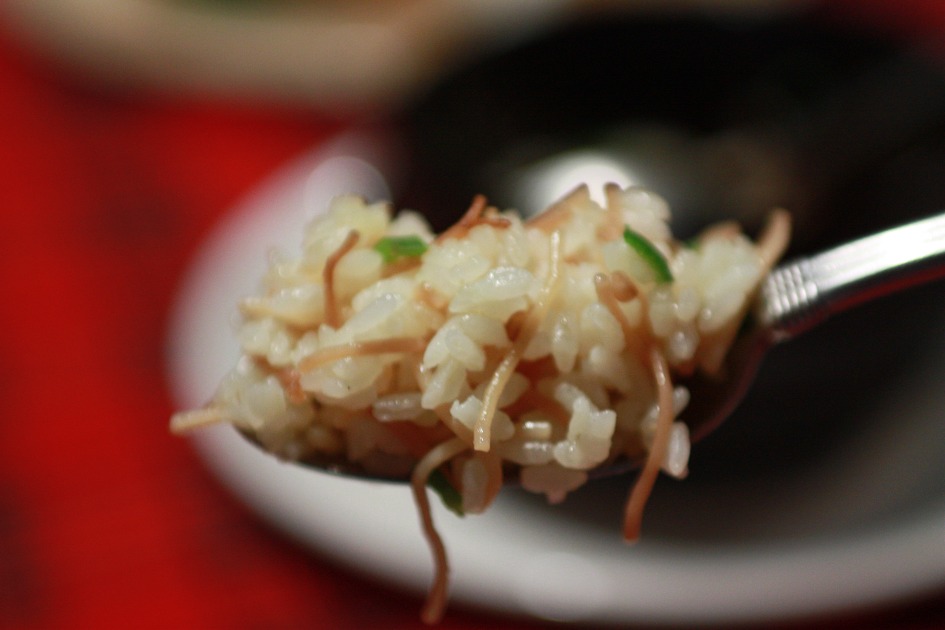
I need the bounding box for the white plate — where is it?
[166,132,945,625]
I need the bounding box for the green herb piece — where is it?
[623,227,674,283]
[373,235,428,263]
[427,469,464,517]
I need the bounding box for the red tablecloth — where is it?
[1,3,944,628]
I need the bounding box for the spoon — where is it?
[254,210,945,482]
[680,209,945,450]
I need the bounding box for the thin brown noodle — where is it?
[697,209,792,374]
[323,230,360,328]
[169,407,224,434]
[297,337,426,373]
[474,231,562,451]
[527,184,588,233]
[436,195,510,243]
[622,347,675,541]
[594,272,645,360]
[411,437,469,625]
[757,209,792,269]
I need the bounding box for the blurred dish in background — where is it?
[1,0,798,112]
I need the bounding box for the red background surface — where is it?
[1,2,943,628]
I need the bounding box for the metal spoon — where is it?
[252,210,945,482]
[680,209,945,448]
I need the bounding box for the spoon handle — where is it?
[759,212,945,340]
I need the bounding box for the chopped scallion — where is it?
[623,227,673,283]
[373,235,428,263]
[427,469,464,517]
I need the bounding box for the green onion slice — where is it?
[373,235,428,263]
[623,226,673,283]
[427,469,464,517]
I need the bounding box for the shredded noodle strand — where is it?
[757,209,792,269]
[436,195,486,243]
[297,337,426,373]
[526,185,586,232]
[622,347,675,541]
[411,437,469,625]
[323,229,360,328]
[699,210,793,374]
[474,232,562,451]
[594,272,644,359]
[169,407,225,434]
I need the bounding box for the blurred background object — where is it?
[2,0,800,113]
